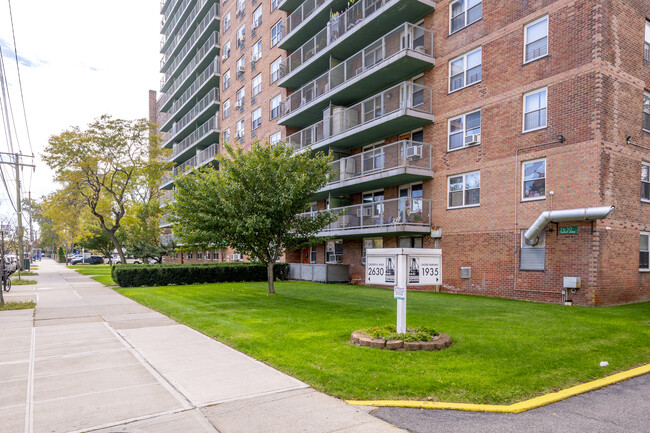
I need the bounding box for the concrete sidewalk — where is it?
[0,260,405,433]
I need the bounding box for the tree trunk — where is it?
[267,261,275,294]
[104,229,126,264]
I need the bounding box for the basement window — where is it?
[520,230,545,271]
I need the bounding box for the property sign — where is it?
[559,226,578,235]
[394,286,405,300]
[365,255,397,286]
[407,255,442,286]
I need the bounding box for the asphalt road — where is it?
[373,374,650,433]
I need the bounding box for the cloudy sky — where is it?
[0,0,161,221]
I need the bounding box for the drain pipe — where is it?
[523,206,616,246]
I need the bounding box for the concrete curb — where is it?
[346,364,650,413]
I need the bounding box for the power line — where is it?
[0,46,22,155]
[7,0,33,156]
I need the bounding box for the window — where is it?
[522,158,546,201]
[187,251,193,259]
[236,87,245,108]
[213,251,219,261]
[252,107,262,130]
[205,251,211,260]
[270,57,282,83]
[641,232,649,271]
[524,16,548,63]
[271,0,279,11]
[223,99,231,119]
[237,24,246,48]
[448,110,481,150]
[252,39,262,63]
[236,119,245,140]
[448,171,480,208]
[197,251,203,260]
[223,128,230,144]
[270,94,281,119]
[271,20,283,47]
[223,41,231,60]
[236,0,245,15]
[362,190,385,218]
[450,0,482,34]
[252,74,262,98]
[643,92,650,132]
[326,239,343,263]
[362,238,383,265]
[642,162,650,202]
[645,21,650,61]
[236,56,246,77]
[523,88,547,132]
[269,131,281,145]
[521,230,545,271]
[224,12,231,32]
[449,47,482,92]
[398,237,423,248]
[223,69,231,90]
[252,6,262,29]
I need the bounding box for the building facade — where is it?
[159,0,650,306]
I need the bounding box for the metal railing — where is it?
[287,81,433,152]
[170,117,219,157]
[280,0,390,79]
[282,0,327,39]
[162,0,194,35]
[299,197,431,232]
[172,142,219,175]
[161,233,176,245]
[162,52,220,104]
[170,88,219,139]
[161,8,219,73]
[161,32,220,91]
[281,23,433,118]
[327,140,432,185]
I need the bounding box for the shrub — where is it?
[112,262,290,287]
[57,248,66,263]
[364,324,439,342]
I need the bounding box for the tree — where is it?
[170,141,337,294]
[77,223,123,262]
[42,115,171,264]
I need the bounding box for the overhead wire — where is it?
[6,0,33,156]
[0,45,23,155]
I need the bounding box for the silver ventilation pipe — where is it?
[523,206,615,246]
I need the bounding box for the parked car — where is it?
[70,256,104,265]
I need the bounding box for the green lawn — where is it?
[115,281,650,404]
[11,279,37,285]
[69,265,116,286]
[0,301,35,311]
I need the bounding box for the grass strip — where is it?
[11,279,37,285]
[0,301,36,311]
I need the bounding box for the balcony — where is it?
[287,82,434,153]
[161,233,176,245]
[278,0,435,89]
[164,89,219,147]
[313,140,433,200]
[160,57,220,118]
[161,35,220,98]
[278,0,347,52]
[162,141,220,190]
[278,0,304,13]
[280,23,433,128]
[299,198,431,238]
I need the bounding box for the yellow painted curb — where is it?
[347,364,650,414]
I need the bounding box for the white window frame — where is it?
[269,131,281,145]
[524,16,549,64]
[252,39,262,62]
[270,94,281,119]
[223,128,230,144]
[642,161,650,203]
[236,119,245,139]
[645,20,650,61]
[223,69,231,90]
[522,158,546,202]
[643,92,650,132]
[270,57,282,83]
[271,20,283,47]
[449,47,482,93]
[449,0,482,35]
[224,12,231,31]
[271,0,279,11]
[447,170,481,209]
[223,41,231,60]
[640,232,650,271]
[326,239,343,264]
[236,87,245,107]
[236,56,246,75]
[222,99,231,119]
[448,109,481,151]
[362,238,383,265]
[523,87,548,133]
[252,107,262,130]
[237,24,246,47]
[252,73,262,98]
[252,6,263,28]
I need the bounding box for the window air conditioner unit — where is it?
[222,54,227,62]
[235,132,243,140]
[235,101,242,110]
[237,65,245,74]
[465,133,481,145]
[252,52,261,62]
[406,145,423,159]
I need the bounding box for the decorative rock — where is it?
[385,339,404,350]
[419,341,437,351]
[358,335,373,347]
[351,331,364,344]
[403,341,421,351]
[369,338,386,349]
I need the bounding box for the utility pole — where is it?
[1,230,5,305]
[0,152,35,271]
[28,191,34,264]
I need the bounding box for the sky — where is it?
[0,0,161,222]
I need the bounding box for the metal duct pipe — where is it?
[523,206,615,246]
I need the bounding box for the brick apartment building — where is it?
[158,0,650,306]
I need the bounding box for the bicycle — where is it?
[2,271,10,292]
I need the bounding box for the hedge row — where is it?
[112,262,290,287]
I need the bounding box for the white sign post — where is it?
[366,248,442,334]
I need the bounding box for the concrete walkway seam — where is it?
[346,364,650,413]
[25,315,35,433]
